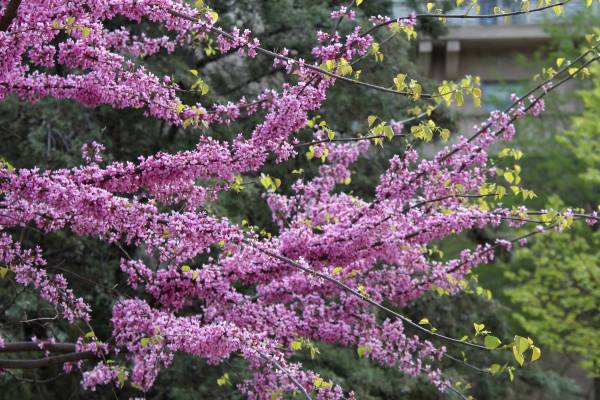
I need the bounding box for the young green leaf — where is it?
[484,335,501,349]
[531,346,541,362]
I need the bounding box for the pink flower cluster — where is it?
[510,93,546,118]
[331,6,356,21]
[81,141,105,164]
[217,27,260,58]
[0,233,90,322]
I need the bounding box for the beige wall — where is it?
[419,25,550,81]
[417,24,557,135]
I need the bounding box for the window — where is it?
[480,0,526,25]
[481,81,526,112]
[391,1,412,19]
[391,0,530,25]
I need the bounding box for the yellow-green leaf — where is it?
[515,335,530,354]
[553,5,562,16]
[383,126,394,141]
[513,346,525,366]
[484,335,501,349]
[81,27,91,38]
[117,367,126,388]
[393,74,407,92]
[313,377,323,388]
[270,391,282,400]
[368,115,377,127]
[357,345,368,357]
[291,340,302,351]
[217,372,231,386]
[489,363,501,374]
[440,128,451,142]
[260,173,273,190]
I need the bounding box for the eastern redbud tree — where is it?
[0,0,598,399]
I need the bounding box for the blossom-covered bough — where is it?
[0,0,598,398]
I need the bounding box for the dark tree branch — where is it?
[0,342,77,354]
[0,0,22,32]
[3,369,66,383]
[0,352,97,369]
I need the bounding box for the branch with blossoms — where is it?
[1,0,600,399]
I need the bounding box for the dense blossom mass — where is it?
[0,0,598,399]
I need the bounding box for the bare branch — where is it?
[0,342,77,354]
[3,369,66,383]
[0,352,97,369]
